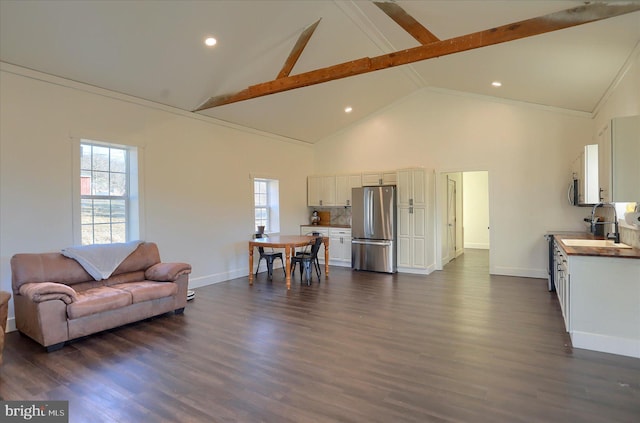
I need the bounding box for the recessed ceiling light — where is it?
[204,37,217,47]
[491,81,502,87]
[344,106,353,113]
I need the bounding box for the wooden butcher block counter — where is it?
[553,233,640,259]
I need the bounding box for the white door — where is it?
[447,177,456,261]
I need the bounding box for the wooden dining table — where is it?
[249,235,329,290]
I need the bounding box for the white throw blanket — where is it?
[61,241,143,280]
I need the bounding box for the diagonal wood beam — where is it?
[194,3,640,111]
[277,18,322,79]
[374,1,439,44]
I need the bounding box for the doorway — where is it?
[447,177,457,262]
[438,170,490,270]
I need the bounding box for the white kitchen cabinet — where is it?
[335,174,362,206]
[397,168,428,272]
[398,206,426,269]
[553,239,640,358]
[553,240,570,331]
[362,171,397,186]
[300,226,329,236]
[597,121,611,202]
[397,168,425,207]
[300,226,351,267]
[307,175,336,206]
[329,228,352,266]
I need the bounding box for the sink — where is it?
[561,239,632,249]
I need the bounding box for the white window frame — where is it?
[72,138,143,245]
[252,176,280,234]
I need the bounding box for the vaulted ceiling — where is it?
[1,1,639,143]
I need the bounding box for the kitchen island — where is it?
[550,233,640,358]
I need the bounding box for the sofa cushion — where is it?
[67,287,132,320]
[11,253,92,292]
[111,242,161,276]
[110,281,177,304]
[103,271,146,287]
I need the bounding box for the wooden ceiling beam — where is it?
[194,3,640,111]
[373,1,439,44]
[277,19,322,79]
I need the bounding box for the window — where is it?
[75,140,141,245]
[253,177,279,233]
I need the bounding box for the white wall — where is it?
[0,66,312,328]
[463,171,490,249]
[314,88,594,278]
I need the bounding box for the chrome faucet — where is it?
[590,202,620,243]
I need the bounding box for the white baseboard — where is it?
[571,330,640,358]
[491,265,547,279]
[6,317,16,333]
[464,243,489,249]
[189,261,352,289]
[397,264,436,275]
[188,268,247,289]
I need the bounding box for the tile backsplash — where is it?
[620,225,640,248]
[309,207,352,226]
[594,206,640,248]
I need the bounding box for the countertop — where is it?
[551,232,640,259]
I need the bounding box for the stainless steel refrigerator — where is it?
[351,186,397,273]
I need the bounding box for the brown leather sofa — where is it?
[0,291,11,365]
[10,242,190,352]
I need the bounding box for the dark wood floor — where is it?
[1,249,639,422]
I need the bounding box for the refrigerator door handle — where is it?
[365,189,373,237]
[352,239,392,246]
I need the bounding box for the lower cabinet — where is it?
[552,239,640,358]
[299,226,351,267]
[553,240,570,331]
[329,228,351,267]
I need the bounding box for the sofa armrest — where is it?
[19,282,77,304]
[145,262,192,282]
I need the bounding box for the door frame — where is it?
[446,176,457,263]
[434,169,491,271]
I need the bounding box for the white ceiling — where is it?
[1,0,639,143]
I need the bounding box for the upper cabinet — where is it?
[611,115,640,202]
[362,171,397,186]
[397,168,426,207]
[307,175,336,207]
[335,174,362,206]
[595,115,640,203]
[308,174,361,207]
